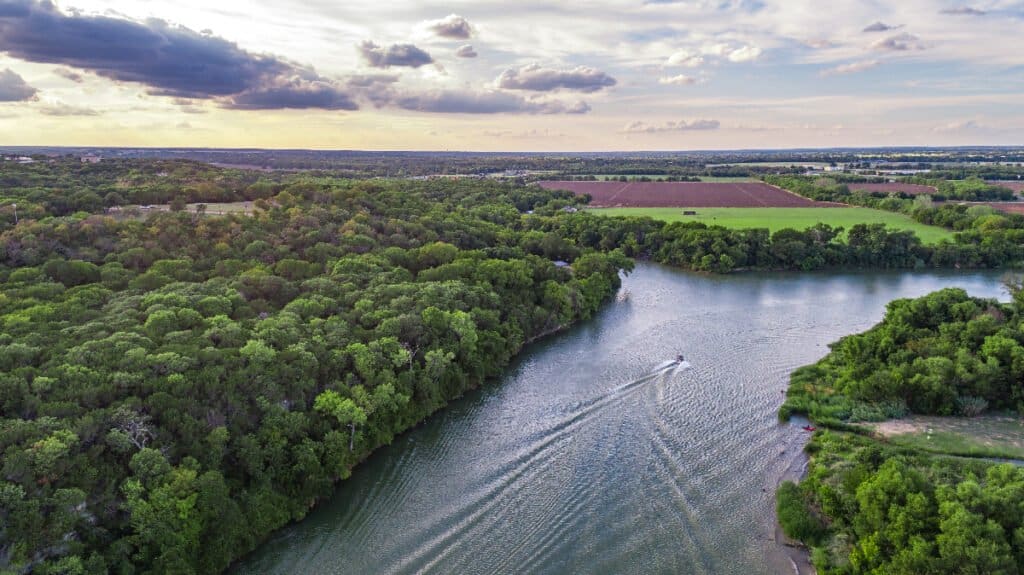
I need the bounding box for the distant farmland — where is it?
[537,181,840,208]
[994,181,1024,193]
[590,207,954,244]
[846,183,937,195]
[975,202,1024,215]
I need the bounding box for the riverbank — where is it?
[770,426,816,575]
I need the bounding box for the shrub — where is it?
[956,395,989,417]
[776,480,827,546]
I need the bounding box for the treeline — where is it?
[777,287,1024,573]
[767,174,1016,205]
[537,211,1022,272]
[0,177,631,573]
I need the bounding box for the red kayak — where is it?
[801,425,816,432]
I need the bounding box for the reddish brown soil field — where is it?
[994,181,1024,193]
[847,183,937,195]
[978,202,1024,215]
[537,181,842,208]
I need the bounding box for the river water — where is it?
[232,264,1007,575]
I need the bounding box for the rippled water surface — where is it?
[233,264,1006,575]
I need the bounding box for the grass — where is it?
[134,202,256,215]
[589,207,954,245]
[872,415,1024,461]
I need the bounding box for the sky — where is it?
[0,0,1021,151]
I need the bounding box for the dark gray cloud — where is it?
[871,33,925,51]
[391,89,589,114]
[359,41,434,68]
[425,14,474,39]
[940,6,986,15]
[497,64,616,93]
[228,75,357,110]
[455,45,478,58]
[39,102,100,116]
[863,21,898,32]
[0,67,37,101]
[54,67,84,83]
[0,0,356,110]
[346,73,400,88]
[622,119,720,133]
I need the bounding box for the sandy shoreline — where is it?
[773,449,816,575]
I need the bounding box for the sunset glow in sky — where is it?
[0,0,1021,150]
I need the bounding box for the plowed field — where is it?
[537,181,841,208]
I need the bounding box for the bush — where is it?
[956,395,989,417]
[776,480,827,546]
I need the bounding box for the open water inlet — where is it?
[232,264,1007,575]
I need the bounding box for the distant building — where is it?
[15,156,34,164]
[562,206,579,213]
[553,260,570,268]
[80,155,102,164]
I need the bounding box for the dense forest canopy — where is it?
[782,287,1024,425]
[0,174,631,574]
[779,288,1024,574]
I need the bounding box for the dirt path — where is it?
[872,415,1024,450]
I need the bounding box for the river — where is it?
[232,264,1008,575]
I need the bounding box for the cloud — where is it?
[725,45,762,63]
[38,102,100,116]
[359,41,434,68]
[803,39,835,49]
[703,43,762,63]
[863,21,898,32]
[0,68,37,101]
[496,64,616,93]
[54,67,83,83]
[820,59,880,76]
[455,45,478,58]
[933,119,984,132]
[665,50,704,67]
[622,119,720,133]
[228,74,358,110]
[0,0,357,110]
[392,89,590,114]
[940,6,986,15]
[424,14,474,39]
[872,33,926,51]
[659,74,698,85]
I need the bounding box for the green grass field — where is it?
[872,416,1024,461]
[590,207,954,244]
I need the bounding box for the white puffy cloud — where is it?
[820,59,880,76]
[658,74,699,85]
